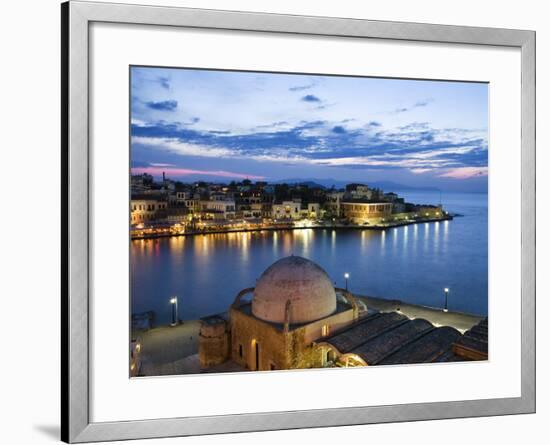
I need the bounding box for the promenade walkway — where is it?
[356,295,484,333]
[131,215,452,240]
[135,320,200,376]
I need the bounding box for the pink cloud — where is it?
[438,167,488,179]
[132,166,265,180]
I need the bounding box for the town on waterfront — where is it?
[129,66,488,377]
[130,175,451,239]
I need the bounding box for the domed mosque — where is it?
[198,256,486,372]
[252,256,338,325]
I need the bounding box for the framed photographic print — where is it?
[62,1,535,442]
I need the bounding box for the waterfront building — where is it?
[325,191,345,217]
[307,202,321,219]
[391,201,407,214]
[340,201,393,224]
[412,205,444,219]
[199,200,236,220]
[164,207,189,224]
[346,183,374,199]
[300,202,321,219]
[241,202,262,219]
[175,191,192,204]
[271,200,302,220]
[183,198,201,214]
[162,178,176,192]
[261,201,273,219]
[130,197,168,224]
[235,191,263,219]
[210,192,230,201]
[130,173,154,193]
[198,256,487,372]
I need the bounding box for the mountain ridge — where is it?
[273,178,441,192]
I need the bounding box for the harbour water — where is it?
[131,190,488,324]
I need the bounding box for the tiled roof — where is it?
[321,311,471,365]
[379,326,462,365]
[452,318,488,360]
[322,312,408,353]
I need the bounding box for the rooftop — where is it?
[318,311,483,365]
[341,199,391,204]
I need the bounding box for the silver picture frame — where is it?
[61,1,536,442]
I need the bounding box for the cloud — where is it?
[149,162,175,167]
[255,121,289,130]
[316,102,336,111]
[132,136,234,158]
[414,100,431,107]
[145,100,178,111]
[301,94,321,103]
[410,168,434,174]
[289,83,315,92]
[393,99,433,114]
[131,118,487,177]
[331,126,347,134]
[438,167,488,179]
[130,159,150,168]
[399,122,429,131]
[158,76,171,90]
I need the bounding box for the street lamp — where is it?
[344,273,350,291]
[443,288,449,313]
[170,296,179,326]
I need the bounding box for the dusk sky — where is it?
[130,67,488,192]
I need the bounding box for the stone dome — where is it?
[252,256,337,324]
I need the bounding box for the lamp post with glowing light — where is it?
[443,288,449,313]
[170,296,179,326]
[344,273,350,291]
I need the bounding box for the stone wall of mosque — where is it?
[198,318,230,368]
[229,308,289,371]
[286,327,324,369]
[229,307,348,371]
[301,308,355,344]
[199,306,358,371]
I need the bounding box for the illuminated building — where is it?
[199,256,362,370]
[130,197,168,224]
[340,201,393,224]
[271,200,302,220]
[198,256,488,372]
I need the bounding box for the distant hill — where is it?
[367,181,441,192]
[272,179,328,189]
[274,178,440,192]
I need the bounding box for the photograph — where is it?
[129,66,489,377]
[0,0,540,443]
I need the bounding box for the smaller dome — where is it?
[252,256,337,324]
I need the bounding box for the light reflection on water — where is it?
[131,191,488,324]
